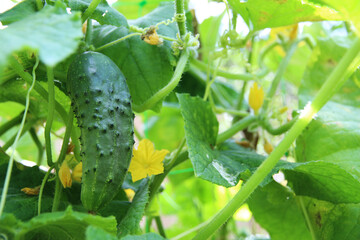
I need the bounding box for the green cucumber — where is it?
[67,51,134,212]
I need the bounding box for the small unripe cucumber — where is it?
[67,52,134,212]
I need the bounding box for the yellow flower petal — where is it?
[72,162,82,183]
[249,82,264,114]
[59,161,72,188]
[128,139,169,182]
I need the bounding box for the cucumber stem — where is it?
[45,67,55,167]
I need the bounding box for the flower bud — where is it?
[264,139,273,154]
[249,82,264,114]
[72,162,82,183]
[59,161,72,188]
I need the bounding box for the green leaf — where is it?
[308,0,360,35]
[86,225,117,240]
[0,164,55,221]
[306,197,360,240]
[285,161,360,204]
[177,94,285,187]
[68,0,128,27]
[145,105,185,151]
[122,233,166,240]
[112,0,168,20]
[199,12,225,61]
[117,179,150,238]
[0,207,117,240]
[0,147,9,165]
[0,2,82,72]
[228,0,342,31]
[92,3,177,112]
[0,0,37,25]
[247,181,312,240]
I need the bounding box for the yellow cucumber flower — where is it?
[59,161,72,188]
[141,27,163,45]
[72,162,82,183]
[249,82,264,114]
[129,139,169,182]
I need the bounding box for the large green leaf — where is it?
[228,0,342,31]
[0,2,82,72]
[86,226,117,240]
[117,179,150,238]
[68,0,128,27]
[308,0,360,35]
[0,207,117,240]
[247,181,312,240]
[177,94,284,187]
[306,197,360,240]
[92,3,177,112]
[0,0,37,25]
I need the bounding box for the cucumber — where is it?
[67,51,134,212]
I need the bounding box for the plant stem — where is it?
[171,219,211,240]
[216,115,256,145]
[29,128,44,166]
[0,57,39,218]
[261,117,297,135]
[38,167,53,215]
[81,0,101,23]
[203,59,223,101]
[174,0,186,38]
[261,40,298,113]
[0,113,23,137]
[57,110,74,166]
[52,176,62,212]
[45,67,55,167]
[192,37,360,240]
[9,56,68,123]
[154,216,167,238]
[95,33,142,52]
[297,196,317,240]
[85,18,93,45]
[132,51,189,112]
[145,216,153,233]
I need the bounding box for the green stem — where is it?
[145,216,153,233]
[38,167,53,215]
[154,216,167,238]
[57,110,74,165]
[71,126,82,161]
[297,196,317,240]
[9,56,68,123]
[45,67,55,167]
[52,176,62,212]
[132,51,189,112]
[216,115,256,145]
[0,57,39,218]
[174,0,186,38]
[171,219,211,240]
[2,119,36,151]
[81,0,101,23]
[261,41,298,113]
[0,113,23,137]
[214,107,248,117]
[85,18,93,45]
[29,128,44,166]
[35,0,43,10]
[95,33,142,52]
[203,59,223,101]
[193,37,360,240]
[261,117,297,135]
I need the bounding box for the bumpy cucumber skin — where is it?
[67,52,134,212]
